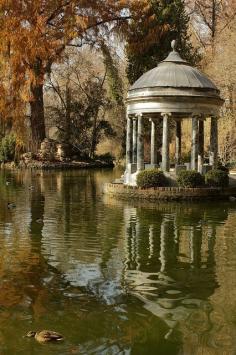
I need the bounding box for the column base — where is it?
[160,162,170,172]
[202,164,212,174]
[144,163,158,170]
[124,169,139,186]
[198,155,203,174]
[125,163,137,174]
[175,164,187,174]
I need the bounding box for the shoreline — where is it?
[0,160,114,170]
[103,183,236,201]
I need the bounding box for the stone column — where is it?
[132,117,137,164]
[137,113,144,171]
[126,115,133,168]
[198,119,204,173]
[150,118,157,166]
[191,116,199,170]
[209,116,218,168]
[161,113,170,172]
[175,120,181,165]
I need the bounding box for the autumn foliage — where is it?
[0,0,147,151]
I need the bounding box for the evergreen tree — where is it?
[126,0,200,84]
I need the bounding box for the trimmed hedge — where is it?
[205,169,229,187]
[217,161,229,173]
[177,170,205,188]
[136,169,167,188]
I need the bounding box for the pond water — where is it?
[0,168,236,354]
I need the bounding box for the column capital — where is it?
[161,112,171,118]
[135,113,143,118]
[210,115,219,120]
[191,114,202,119]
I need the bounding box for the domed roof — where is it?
[126,41,223,117]
[130,41,218,92]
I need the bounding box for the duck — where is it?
[229,196,236,202]
[25,330,64,343]
[36,218,43,224]
[7,202,16,209]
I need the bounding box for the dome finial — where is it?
[171,40,176,51]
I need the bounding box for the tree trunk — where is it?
[65,84,71,143]
[90,111,99,159]
[29,58,46,153]
[212,0,216,38]
[30,82,46,153]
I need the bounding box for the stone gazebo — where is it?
[124,41,224,186]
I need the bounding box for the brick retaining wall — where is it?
[103,183,236,201]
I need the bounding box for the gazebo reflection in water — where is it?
[121,203,228,334]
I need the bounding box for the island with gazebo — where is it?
[104,41,236,200]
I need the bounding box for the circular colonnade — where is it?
[124,41,224,186]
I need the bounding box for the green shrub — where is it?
[0,134,17,162]
[205,169,229,187]
[180,151,191,163]
[136,169,167,188]
[96,152,114,163]
[227,161,236,169]
[177,170,205,188]
[216,161,229,173]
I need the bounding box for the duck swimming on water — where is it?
[7,202,16,209]
[25,330,64,343]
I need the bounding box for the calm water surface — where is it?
[0,168,236,354]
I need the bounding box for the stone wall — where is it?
[104,183,236,201]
